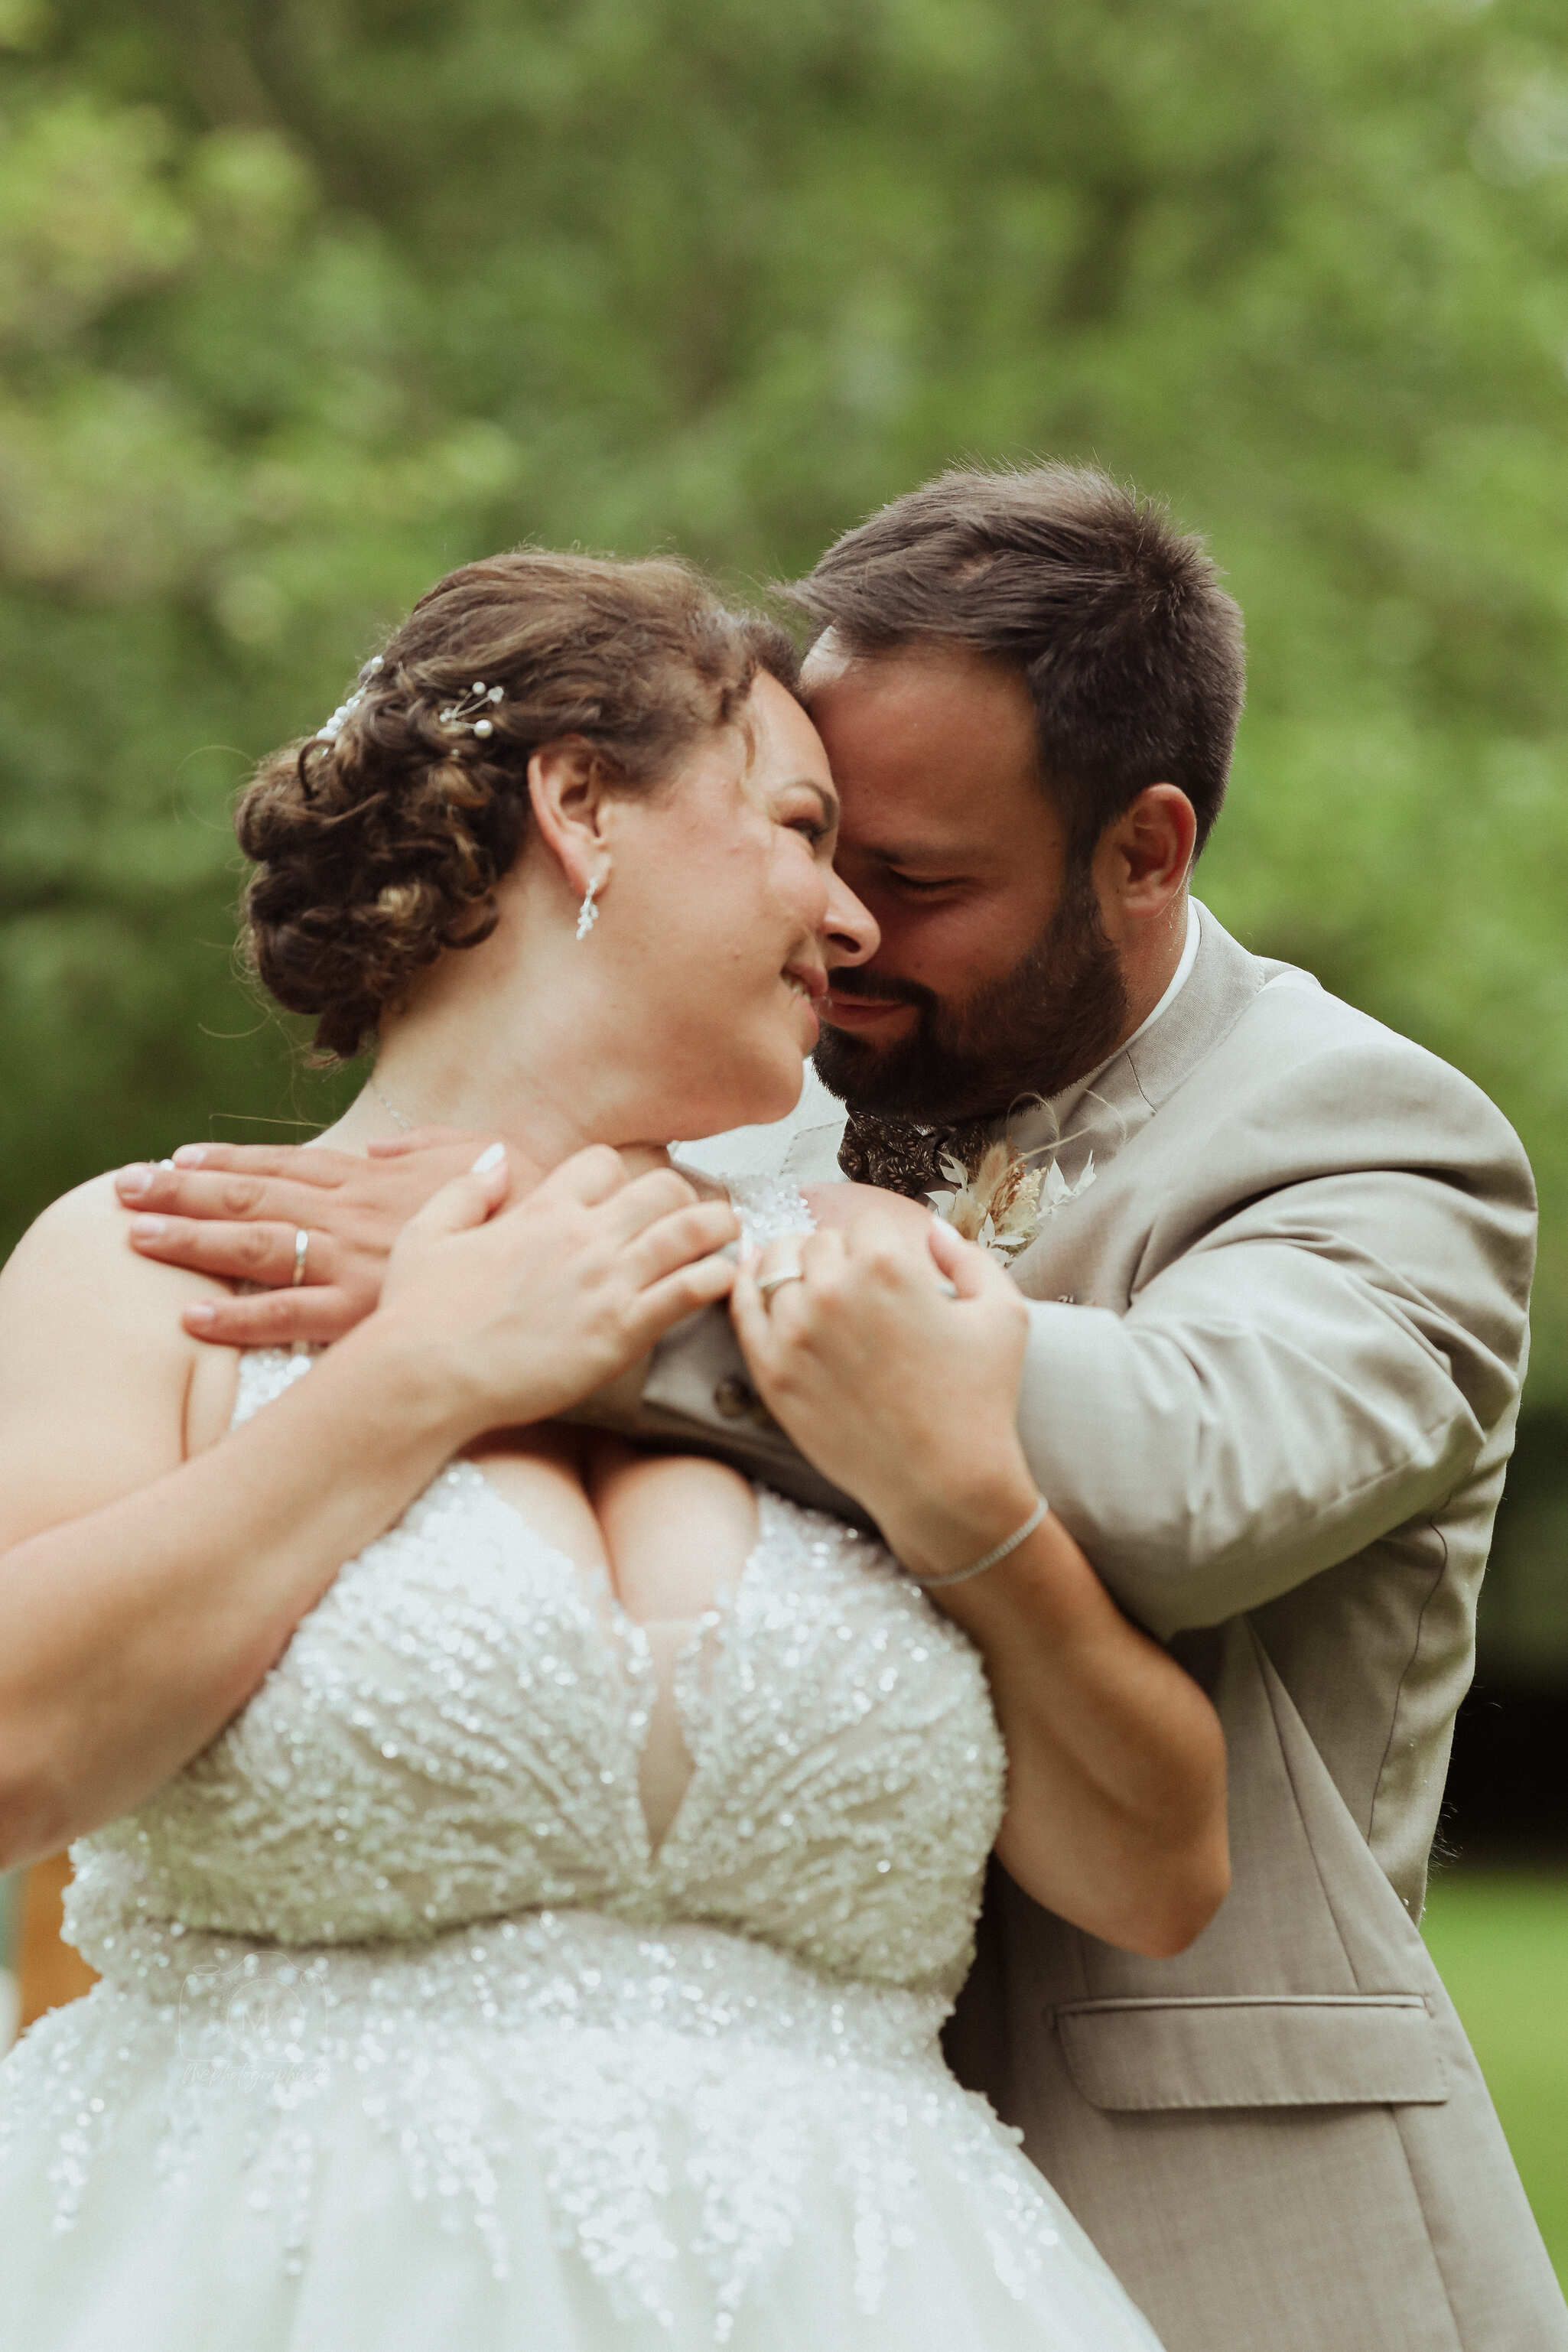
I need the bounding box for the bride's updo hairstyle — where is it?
[238,551,799,1060]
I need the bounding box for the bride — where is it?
[0,550,1225,2348]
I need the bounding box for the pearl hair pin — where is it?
[438,681,506,738]
[314,659,509,748]
[316,653,385,743]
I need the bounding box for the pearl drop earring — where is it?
[575,872,603,941]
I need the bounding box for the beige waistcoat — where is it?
[601,904,1566,2352]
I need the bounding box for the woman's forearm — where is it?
[890,1491,1230,1956]
[0,1316,473,1869]
[0,1149,740,1871]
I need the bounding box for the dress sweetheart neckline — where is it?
[233,1344,779,1866]
[434,1456,780,1865]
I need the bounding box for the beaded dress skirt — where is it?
[0,1184,1163,2350]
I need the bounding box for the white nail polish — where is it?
[470,1142,506,1174]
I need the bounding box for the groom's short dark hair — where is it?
[789,464,1244,858]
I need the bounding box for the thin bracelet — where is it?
[913,1494,1049,1591]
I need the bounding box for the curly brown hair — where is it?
[238,551,799,1061]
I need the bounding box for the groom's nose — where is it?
[822,872,880,968]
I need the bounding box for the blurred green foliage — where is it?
[1423,1872,1568,2283]
[2,0,1567,1435]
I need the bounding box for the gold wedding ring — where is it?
[756,1265,805,1303]
[291,1228,310,1287]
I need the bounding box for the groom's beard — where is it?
[813,864,1130,1125]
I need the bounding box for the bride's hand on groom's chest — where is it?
[730,1206,1034,1557]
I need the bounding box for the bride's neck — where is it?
[317,936,674,1176]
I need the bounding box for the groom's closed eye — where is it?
[884,870,966,896]
[844,843,973,899]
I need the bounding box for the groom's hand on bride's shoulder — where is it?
[112,1129,506,1348]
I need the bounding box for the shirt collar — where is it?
[1121,897,1200,1056]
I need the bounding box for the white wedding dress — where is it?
[0,1181,1163,2350]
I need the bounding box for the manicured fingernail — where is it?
[116,1163,153,1196]
[470,1142,506,1174]
[185,1302,216,1328]
[173,1144,208,1166]
[131,1215,167,1241]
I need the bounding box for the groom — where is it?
[127,466,1566,2351]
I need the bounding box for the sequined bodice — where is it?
[4,1180,1166,2349]
[69,1186,1006,1997]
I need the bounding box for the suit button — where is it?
[714,1374,756,1420]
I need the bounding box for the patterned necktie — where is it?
[837,1108,994,1200]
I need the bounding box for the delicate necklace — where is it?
[369,1075,414,1134]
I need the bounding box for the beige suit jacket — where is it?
[602,904,1566,2351]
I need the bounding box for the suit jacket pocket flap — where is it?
[1053,1993,1449,2112]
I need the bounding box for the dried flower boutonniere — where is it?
[930,1136,1097,1261]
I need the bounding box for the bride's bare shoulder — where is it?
[0,1171,229,1359]
[0,1176,240,1540]
[801,1181,932,1238]
[669,1163,929,1241]
[669,1160,730,1204]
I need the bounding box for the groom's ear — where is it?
[526,739,617,898]
[1096,783,1196,922]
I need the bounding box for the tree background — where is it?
[3,0,1567,2278]
[2,0,1566,1673]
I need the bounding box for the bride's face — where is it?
[597,673,877,1140]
